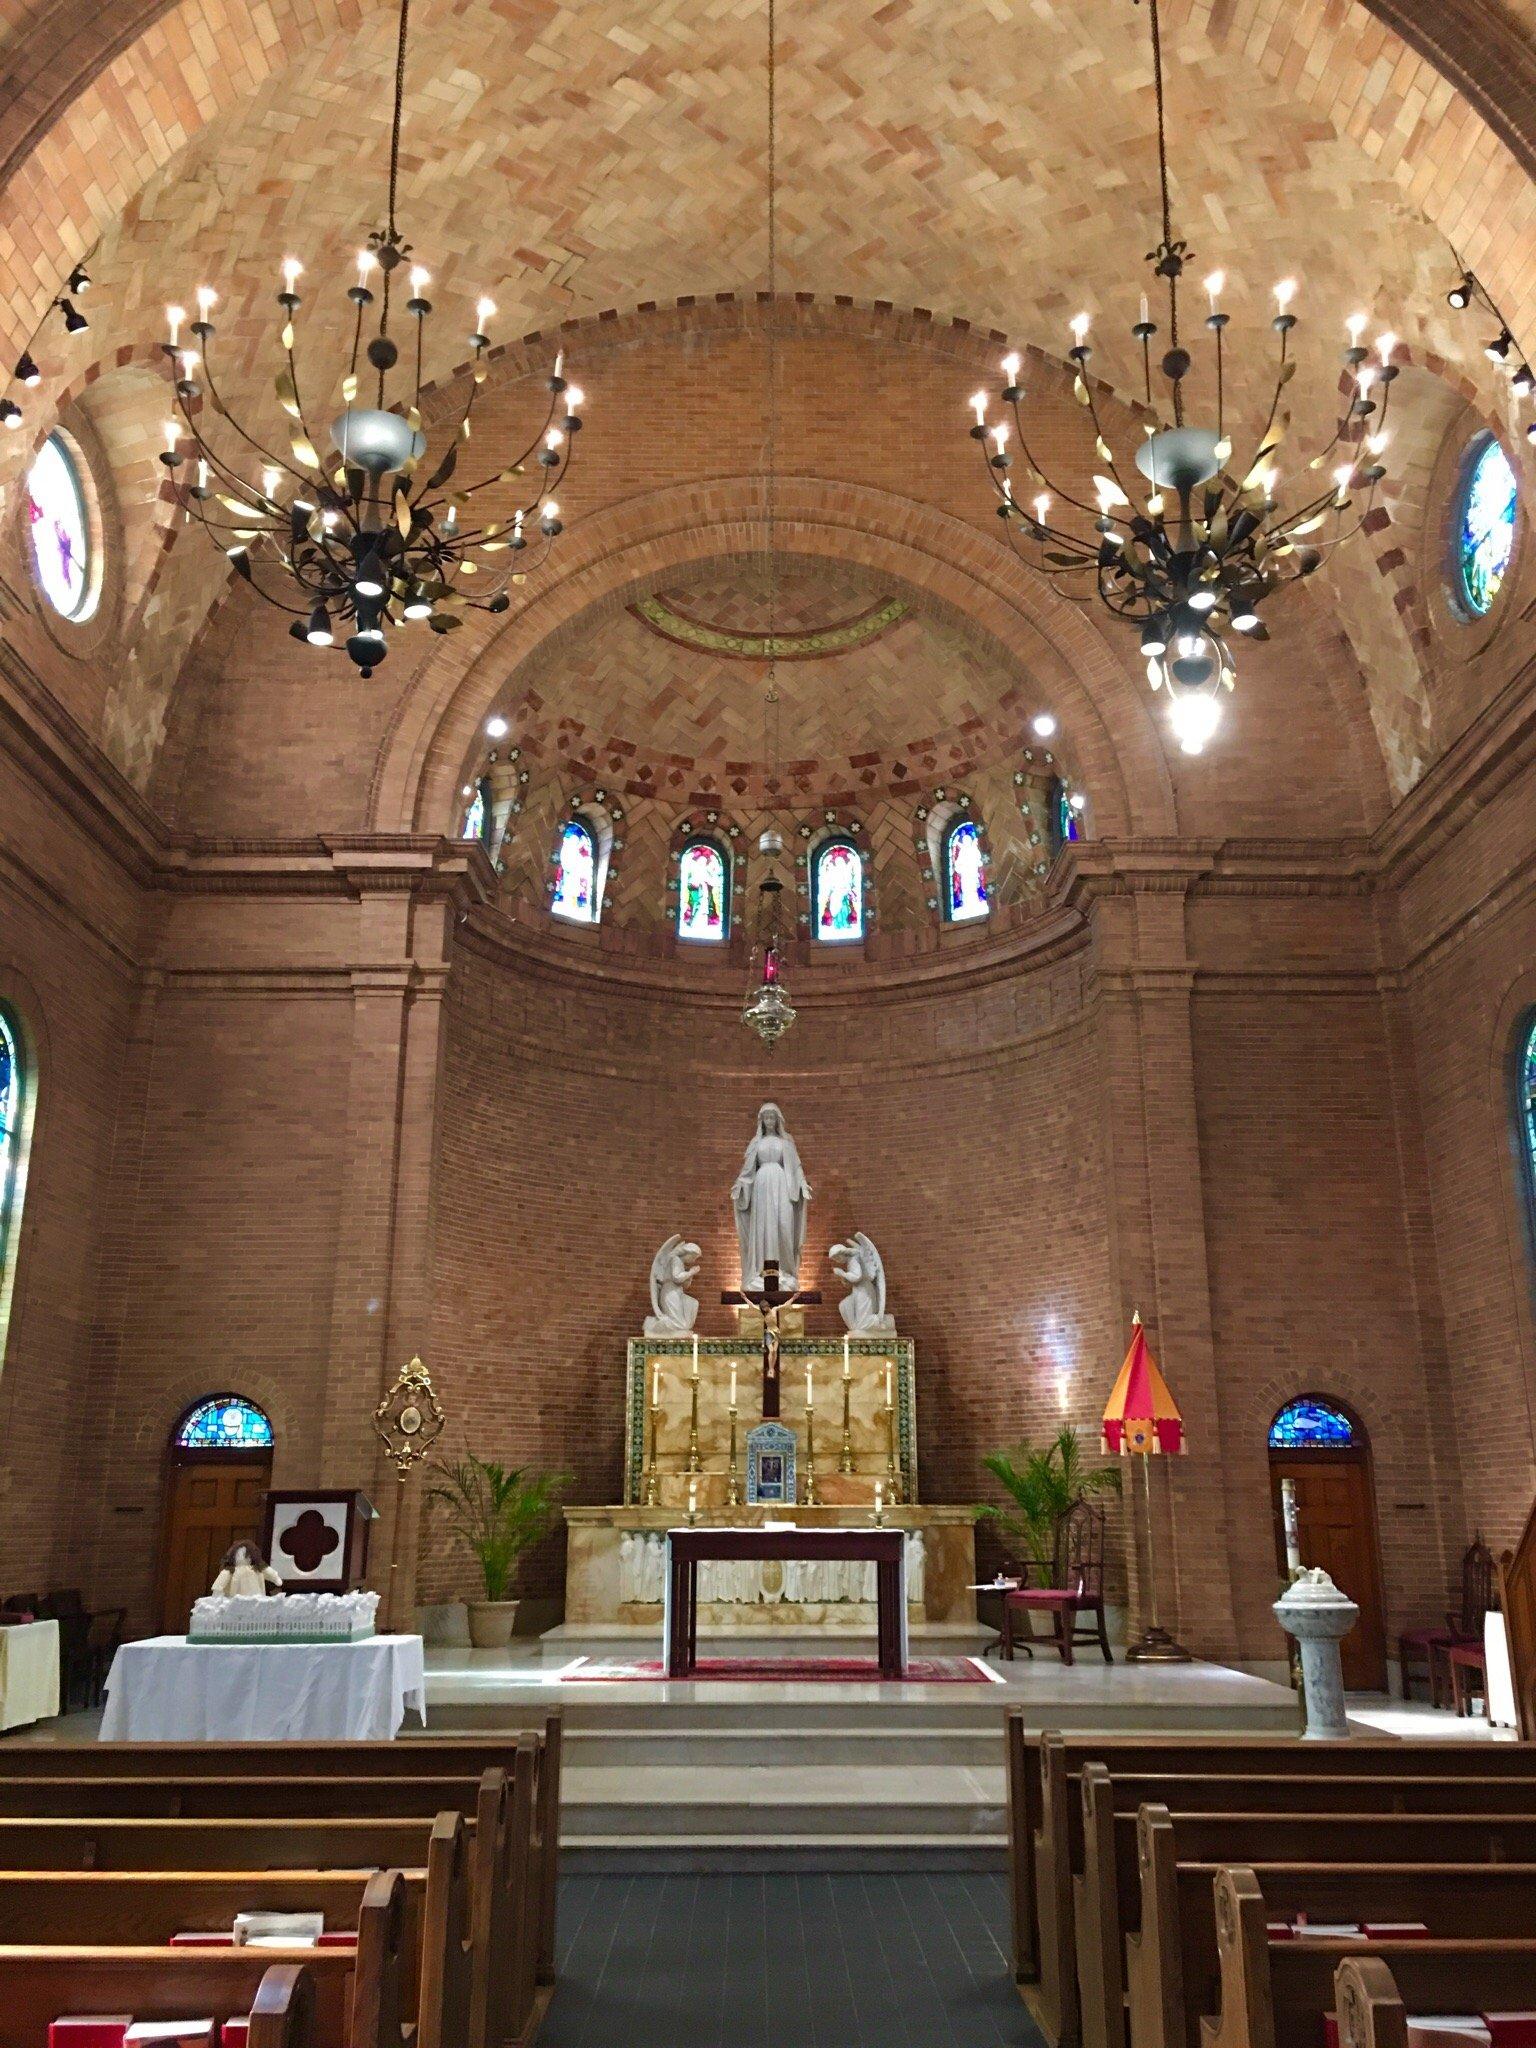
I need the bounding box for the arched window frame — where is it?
[173,1393,275,1454]
[25,428,103,624]
[674,834,732,944]
[809,833,867,944]
[548,801,615,927]
[1452,431,1519,621]
[1267,1395,1359,1452]
[0,1003,34,1375]
[929,803,989,925]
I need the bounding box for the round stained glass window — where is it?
[26,433,96,622]
[176,1395,274,1452]
[1455,436,1518,619]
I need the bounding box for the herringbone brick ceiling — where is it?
[88,0,1465,441]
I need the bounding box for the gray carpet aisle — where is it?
[542,1871,1047,2048]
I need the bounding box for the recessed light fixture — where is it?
[1031,712,1058,739]
[485,714,509,738]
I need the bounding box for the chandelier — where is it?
[159,0,583,677]
[968,0,1396,754]
[739,0,798,1050]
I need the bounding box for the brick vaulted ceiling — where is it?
[0,0,1534,810]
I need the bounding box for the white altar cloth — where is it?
[100,1634,427,1742]
[0,1620,59,1730]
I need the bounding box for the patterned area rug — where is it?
[560,1655,999,1684]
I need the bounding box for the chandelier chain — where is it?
[764,0,781,775]
[387,0,411,240]
[1142,0,1183,424]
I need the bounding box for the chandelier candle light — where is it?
[159,0,583,676]
[968,0,1396,755]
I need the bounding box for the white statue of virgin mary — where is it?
[731,1103,812,1292]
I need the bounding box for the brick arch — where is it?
[2,0,1535,373]
[366,471,1179,844]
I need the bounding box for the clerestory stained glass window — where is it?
[944,816,989,923]
[677,839,728,942]
[1056,783,1082,848]
[462,782,488,847]
[1268,1397,1356,1451]
[1521,1014,1536,1239]
[551,817,598,923]
[27,433,95,621]
[812,838,864,942]
[176,1396,274,1452]
[1456,437,1518,618]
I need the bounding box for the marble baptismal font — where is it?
[562,1105,977,1636]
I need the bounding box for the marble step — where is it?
[560,1724,1001,1769]
[562,1835,1007,1873]
[560,1762,1005,1842]
[418,1694,1009,1732]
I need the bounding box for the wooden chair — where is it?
[1447,1637,1489,1717]
[1002,1501,1112,1666]
[1398,1536,1492,1706]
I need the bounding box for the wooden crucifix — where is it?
[720,1259,821,1418]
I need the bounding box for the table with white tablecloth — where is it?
[1486,1609,1517,1730]
[0,1619,59,1730]
[99,1634,427,1742]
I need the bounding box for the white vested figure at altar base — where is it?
[731,1102,812,1291]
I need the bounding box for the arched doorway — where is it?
[1268,1396,1387,1691]
[156,1396,275,1633]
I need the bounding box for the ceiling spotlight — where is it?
[1031,712,1058,738]
[67,264,91,295]
[1513,363,1536,399]
[485,714,510,738]
[57,297,88,334]
[0,399,21,430]
[1447,276,1474,311]
[14,353,39,387]
[304,607,334,647]
[1486,330,1514,364]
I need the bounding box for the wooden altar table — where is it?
[663,1526,908,1678]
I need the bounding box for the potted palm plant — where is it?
[428,1456,567,1648]
[979,1427,1121,1579]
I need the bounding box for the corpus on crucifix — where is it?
[720,1257,820,1419]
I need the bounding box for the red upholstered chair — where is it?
[1398,1536,1493,1706]
[1001,1499,1113,1666]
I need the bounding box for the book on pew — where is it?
[1327,2019,1536,2047]
[233,1912,324,1948]
[125,2023,214,2047]
[49,2017,133,2048]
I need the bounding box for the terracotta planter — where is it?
[467,1599,520,1649]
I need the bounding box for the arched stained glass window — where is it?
[27,433,95,621]
[1520,1013,1536,1236]
[551,817,598,923]
[461,782,488,847]
[812,838,864,942]
[677,839,729,943]
[1268,1397,1356,1451]
[0,1011,20,1298]
[943,816,989,923]
[1456,436,1518,618]
[176,1396,274,1452]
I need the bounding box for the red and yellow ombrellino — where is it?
[1101,1312,1185,1456]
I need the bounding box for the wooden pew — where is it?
[1203,1870,1536,2048]
[1007,1718,1536,2032]
[0,1737,562,1779]
[0,1871,413,2048]
[0,1778,503,1820]
[0,1818,454,1869]
[1076,1771,1536,2048]
[1127,1818,1536,2048]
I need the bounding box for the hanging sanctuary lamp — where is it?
[159,0,584,676]
[740,0,798,1051]
[968,0,1396,755]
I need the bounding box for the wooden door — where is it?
[158,1456,272,1633]
[1270,1454,1387,1690]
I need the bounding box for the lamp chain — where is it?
[763,0,781,779]
[1139,0,1184,424]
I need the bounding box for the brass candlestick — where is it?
[885,1392,902,1503]
[804,1397,819,1506]
[686,1363,702,1474]
[643,1395,660,1507]
[839,1363,855,1474]
[726,1402,741,1507]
